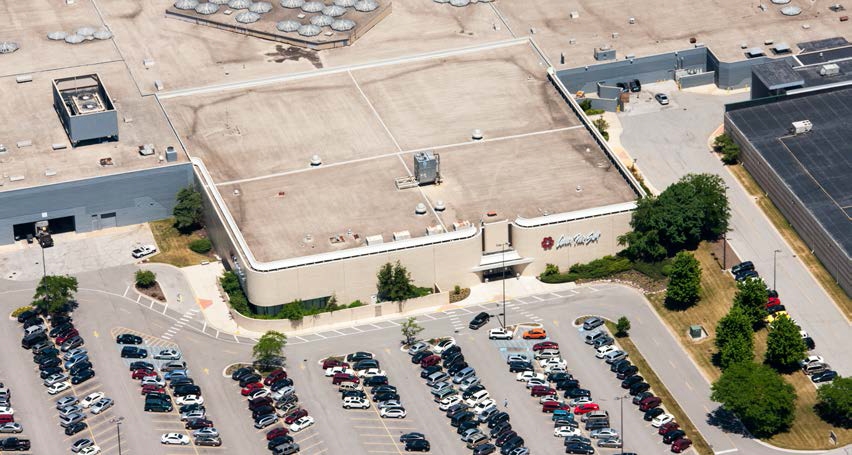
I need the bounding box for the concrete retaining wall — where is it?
[679,71,716,88]
[589,97,619,112]
[230,291,449,333]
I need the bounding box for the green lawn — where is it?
[147,218,210,267]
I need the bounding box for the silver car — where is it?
[60,412,86,428]
[56,396,79,409]
[44,372,69,387]
[0,422,22,434]
[154,349,181,360]
[91,398,114,415]
[59,405,83,417]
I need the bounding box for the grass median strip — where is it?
[605,321,713,455]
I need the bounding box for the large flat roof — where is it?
[727,88,852,258]
[0,61,185,191]
[163,42,637,262]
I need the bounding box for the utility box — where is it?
[689,325,703,339]
[594,47,616,61]
[413,151,440,185]
[820,63,840,76]
[52,74,119,146]
[791,120,812,135]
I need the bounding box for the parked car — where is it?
[488,328,513,340]
[90,398,114,415]
[161,433,190,445]
[574,403,600,414]
[582,317,605,331]
[671,438,692,452]
[115,334,143,345]
[663,429,686,444]
[469,312,491,330]
[655,93,670,105]
[522,328,547,339]
[132,245,158,258]
[812,370,838,383]
[289,416,316,432]
[405,439,431,452]
[629,79,641,92]
[652,413,675,428]
[120,346,147,359]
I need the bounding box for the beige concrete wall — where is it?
[231,291,448,333]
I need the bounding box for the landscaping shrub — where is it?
[539,255,632,283]
[188,238,212,254]
[135,270,157,289]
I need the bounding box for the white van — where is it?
[24,324,45,336]
[584,330,606,345]
[604,350,628,364]
[464,389,490,407]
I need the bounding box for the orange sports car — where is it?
[522,328,547,340]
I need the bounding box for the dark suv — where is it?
[121,346,147,359]
[468,312,490,330]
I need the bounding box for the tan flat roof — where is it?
[166,42,637,261]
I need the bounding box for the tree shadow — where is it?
[706,407,750,437]
[663,296,697,312]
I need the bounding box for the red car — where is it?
[284,408,308,424]
[530,386,556,397]
[266,427,290,440]
[658,421,680,435]
[573,403,600,414]
[420,355,441,368]
[132,368,155,380]
[671,438,692,453]
[241,382,264,396]
[141,385,166,395]
[56,329,79,345]
[332,373,359,385]
[263,369,288,386]
[542,401,570,413]
[766,296,781,308]
[321,359,348,370]
[532,341,559,351]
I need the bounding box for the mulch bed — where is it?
[137,282,166,302]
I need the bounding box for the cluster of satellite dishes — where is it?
[47,27,113,44]
[432,0,493,6]
[174,0,379,34]
[0,41,19,54]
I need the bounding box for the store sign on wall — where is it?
[541,231,601,250]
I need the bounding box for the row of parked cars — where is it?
[409,337,528,455]
[0,381,29,452]
[231,364,308,454]
[325,351,409,419]
[582,318,692,453]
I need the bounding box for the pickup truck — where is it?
[132,244,157,258]
[0,437,31,451]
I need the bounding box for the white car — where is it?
[79,446,102,455]
[289,416,316,432]
[324,366,355,377]
[464,390,490,406]
[342,397,370,409]
[193,428,219,438]
[488,328,513,340]
[596,345,618,359]
[0,406,14,415]
[799,355,825,367]
[132,245,158,258]
[526,378,547,389]
[47,382,71,395]
[380,407,407,419]
[539,395,560,404]
[154,349,181,360]
[473,399,496,414]
[90,398,114,415]
[161,432,190,445]
[506,354,529,363]
[540,357,567,369]
[651,413,674,428]
[141,376,165,387]
[590,428,619,439]
[357,368,387,378]
[545,364,568,374]
[434,338,456,354]
[439,395,463,411]
[80,392,105,409]
[569,397,594,407]
[176,394,204,406]
[554,426,582,438]
[515,371,545,382]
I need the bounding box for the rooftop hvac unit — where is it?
[820,63,841,76]
[413,151,440,185]
[791,120,812,135]
[426,225,444,235]
[365,234,384,245]
[393,230,411,241]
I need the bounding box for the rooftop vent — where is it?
[174,0,199,9]
[280,0,304,7]
[195,2,220,13]
[311,15,334,26]
[365,234,383,245]
[333,0,355,6]
[310,154,322,166]
[820,63,841,76]
[277,20,302,32]
[354,0,379,11]
[434,200,446,211]
[236,11,261,23]
[249,1,273,12]
[472,129,483,140]
[791,120,812,135]
[331,19,355,31]
[298,24,321,36]
[393,230,411,241]
[48,31,68,40]
[228,0,250,9]
[415,203,427,215]
[323,4,346,16]
[781,5,802,15]
[301,1,324,12]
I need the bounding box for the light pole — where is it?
[615,393,629,451]
[110,416,124,454]
[500,242,511,328]
[773,249,781,290]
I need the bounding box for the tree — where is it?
[732,277,769,328]
[711,361,796,437]
[252,330,287,371]
[401,317,424,345]
[376,263,393,302]
[376,261,417,302]
[714,306,754,370]
[173,187,204,232]
[32,275,78,315]
[665,251,702,308]
[592,116,610,140]
[815,376,852,428]
[765,314,807,371]
[135,270,157,288]
[713,133,740,165]
[277,300,304,321]
[615,316,631,337]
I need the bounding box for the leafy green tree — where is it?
[377,261,417,302]
[615,316,631,337]
[592,116,610,140]
[665,251,702,308]
[376,263,393,302]
[815,376,852,428]
[711,361,796,437]
[32,275,78,314]
[277,300,304,320]
[732,277,769,328]
[220,271,249,315]
[765,314,807,371]
[173,187,204,232]
[252,330,287,371]
[714,306,754,369]
[135,270,157,288]
[401,317,424,345]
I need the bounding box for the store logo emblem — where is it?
[542,231,601,250]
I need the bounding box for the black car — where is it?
[364,375,388,387]
[555,379,580,391]
[457,420,479,435]
[268,436,294,450]
[615,82,629,93]
[40,366,63,379]
[130,361,155,371]
[70,361,93,376]
[731,261,754,275]
[440,345,461,359]
[231,367,255,381]
[49,323,74,338]
[804,336,816,350]
[185,418,214,430]
[179,403,205,414]
[644,407,665,421]
[565,435,592,446]
[611,359,631,373]
[271,378,295,391]
[629,381,650,396]
[446,403,469,418]
[34,352,58,365]
[462,384,485,399]
[766,304,786,314]
[50,315,73,326]
[71,369,95,385]
[469,312,490,330]
[120,346,147,359]
[474,443,497,455]
[632,391,654,405]
[663,429,686,444]
[354,359,380,371]
[405,439,431,452]
[116,333,143,344]
[64,421,88,436]
[420,365,442,379]
[35,346,60,358]
[735,270,759,282]
[38,357,61,369]
[373,392,400,403]
[399,432,426,443]
[500,436,523,454]
[371,385,397,395]
[565,442,595,454]
[450,411,475,427]
[548,372,572,383]
[494,430,517,446]
[629,79,641,92]
[412,351,432,364]
[249,397,273,410]
[252,405,275,419]
[443,352,464,367]
[174,385,202,397]
[490,422,512,439]
[347,352,373,363]
[170,378,195,389]
[616,365,639,380]
[448,362,469,375]
[621,375,644,389]
[812,370,838,383]
[22,316,44,329]
[239,374,262,387]
[564,388,591,399]
[16,310,37,323]
[487,412,510,428]
[508,361,533,373]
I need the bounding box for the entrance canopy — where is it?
[472,250,534,272]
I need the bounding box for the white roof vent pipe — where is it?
[434,200,446,211]
[310,155,322,166]
[415,203,427,215]
[472,129,483,140]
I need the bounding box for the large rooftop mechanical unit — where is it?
[52,74,119,146]
[413,151,440,185]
